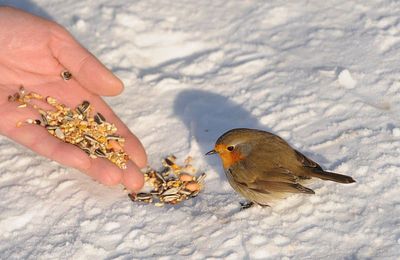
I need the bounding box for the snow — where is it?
[337,69,357,89]
[1,0,400,259]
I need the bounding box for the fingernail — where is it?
[122,161,145,192]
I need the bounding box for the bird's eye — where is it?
[227,146,234,151]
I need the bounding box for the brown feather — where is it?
[245,180,315,194]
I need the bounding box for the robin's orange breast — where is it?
[215,144,245,169]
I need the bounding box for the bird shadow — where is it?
[173,89,269,176]
[0,0,52,19]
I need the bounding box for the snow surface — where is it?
[1,0,400,259]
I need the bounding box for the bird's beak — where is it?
[205,149,217,155]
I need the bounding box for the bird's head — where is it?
[206,128,259,169]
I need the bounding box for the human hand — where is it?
[0,6,146,191]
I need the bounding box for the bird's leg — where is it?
[256,203,270,208]
[240,201,254,210]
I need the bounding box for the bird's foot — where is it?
[240,201,254,210]
[257,203,270,208]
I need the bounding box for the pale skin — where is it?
[0,6,146,191]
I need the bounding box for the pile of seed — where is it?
[129,155,206,206]
[8,86,129,169]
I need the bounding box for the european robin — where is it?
[206,128,355,208]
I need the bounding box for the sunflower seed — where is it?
[164,158,175,166]
[64,111,74,121]
[178,189,193,196]
[128,193,136,201]
[40,114,48,125]
[94,113,106,124]
[77,107,84,116]
[150,190,161,196]
[162,187,180,196]
[84,134,99,144]
[156,185,165,194]
[60,70,72,80]
[136,193,153,201]
[94,148,107,158]
[190,190,200,198]
[46,125,59,130]
[106,134,122,141]
[161,194,180,202]
[197,173,207,184]
[54,128,65,140]
[81,101,90,111]
[155,171,166,184]
[81,147,92,155]
[77,101,90,116]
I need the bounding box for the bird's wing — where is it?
[244,180,315,194]
[258,167,301,183]
[294,149,323,170]
[239,166,315,194]
[252,166,311,183]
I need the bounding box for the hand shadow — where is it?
[173,89,268,177]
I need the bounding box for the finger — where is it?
[5,123,143,190]
[25,128,143,191]
[83,156,123,186]
[88,97,148,168]
[0,102,143,190]
[60,80,147,168]
[82,158,144,192]
[2,82,147,189]
[0,97,88,171]
[122,161,145,192]
[49,25,124,96]
[28,80,148,168]
[0,111,91,172]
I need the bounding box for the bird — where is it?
[206,128,355,208]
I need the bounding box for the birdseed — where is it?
[129,155,206,206]
[8,87,207,205]
[8,86,129,169]
[60,70,73,80]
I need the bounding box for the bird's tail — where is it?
[309,170,356,184]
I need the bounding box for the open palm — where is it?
[0,7,146,191]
